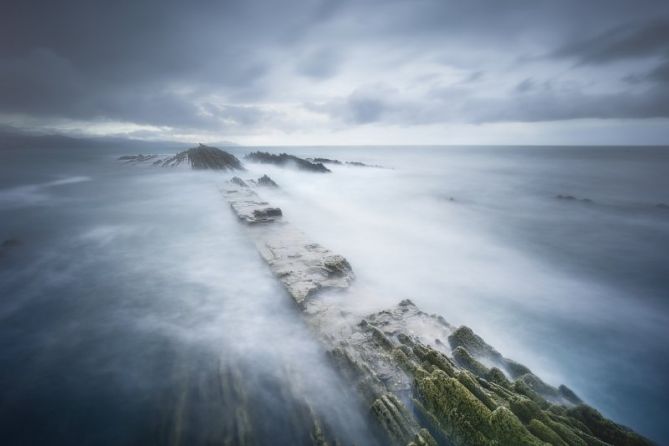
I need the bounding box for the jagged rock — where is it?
[119,144,244,170]
[559,384,583,405]
[256,174,279,188]
[163,144,244,170]
[230,176,249,187]
[567,405,653,446]
[449,326,503,362]
[245,152,330,173]
[453,346,490,377]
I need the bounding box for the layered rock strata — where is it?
[118,144,243,170]
[220,178,653,446]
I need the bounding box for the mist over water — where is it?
[1,145,669,444]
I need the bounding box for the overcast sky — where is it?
[2,0,669,145]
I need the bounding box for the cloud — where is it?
[296,48,341,79]
[1,0,669,142]
[553,19,669,65]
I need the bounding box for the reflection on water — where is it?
[1,145,668,443]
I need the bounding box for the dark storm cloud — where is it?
[553,19,669,65]
[1,0,669,135]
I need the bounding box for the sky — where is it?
[1,0,669,145]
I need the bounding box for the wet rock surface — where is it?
[220,181,282,224]
[219,183,654,446]
[245,152,331,173]
[221,178,353,304]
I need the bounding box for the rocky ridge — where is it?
[118,144,243,170]
[244,151,331,173]
[219,177,654,446]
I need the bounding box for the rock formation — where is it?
[218,178,653,446]
[245,152,330,173]
[307,157,385,168]
[221,179,353,305]
[118,144,244,170]
[256,174,279,188]
[162,144,244,170]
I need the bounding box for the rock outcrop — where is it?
[221,179,353,305]
[221,181,282,224]
[256,174,279,188]
[245,152,330,173]
[307,157,385,168]
[219,181,653,446]
[119,144,243,170]
[162,144,244,170]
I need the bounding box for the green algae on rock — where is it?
[216,180,654,446]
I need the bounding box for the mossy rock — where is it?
[488,406,545,445]
[558,385,582,405]
[414,345,456,377]
[566,405,653,446]
[453,346,490,377]
[448,326,503,363]
[503,359,532,379]
[408,428,438,446]
[516,373,560,400]
[415,369,493,446]
[527,419,568,446]
[486,367,512,389]
[509,396,546,424]
[370,393,418,445]
[513,380,549,407]
[458,371,498,411]
[543,418,587,446]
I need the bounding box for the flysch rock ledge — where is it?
[219,177,653,446]
[221,178,354,305]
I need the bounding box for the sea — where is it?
[1,144,668,444]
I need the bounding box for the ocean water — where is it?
[1,145,668,444]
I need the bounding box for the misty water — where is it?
[1,145,668,444]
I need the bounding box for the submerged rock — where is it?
[118,154,157,163]
[306,157,385,168]
[256,174,279,188]
[310,157,342,165]
[230,176,249,188]
[245,152,330,173]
